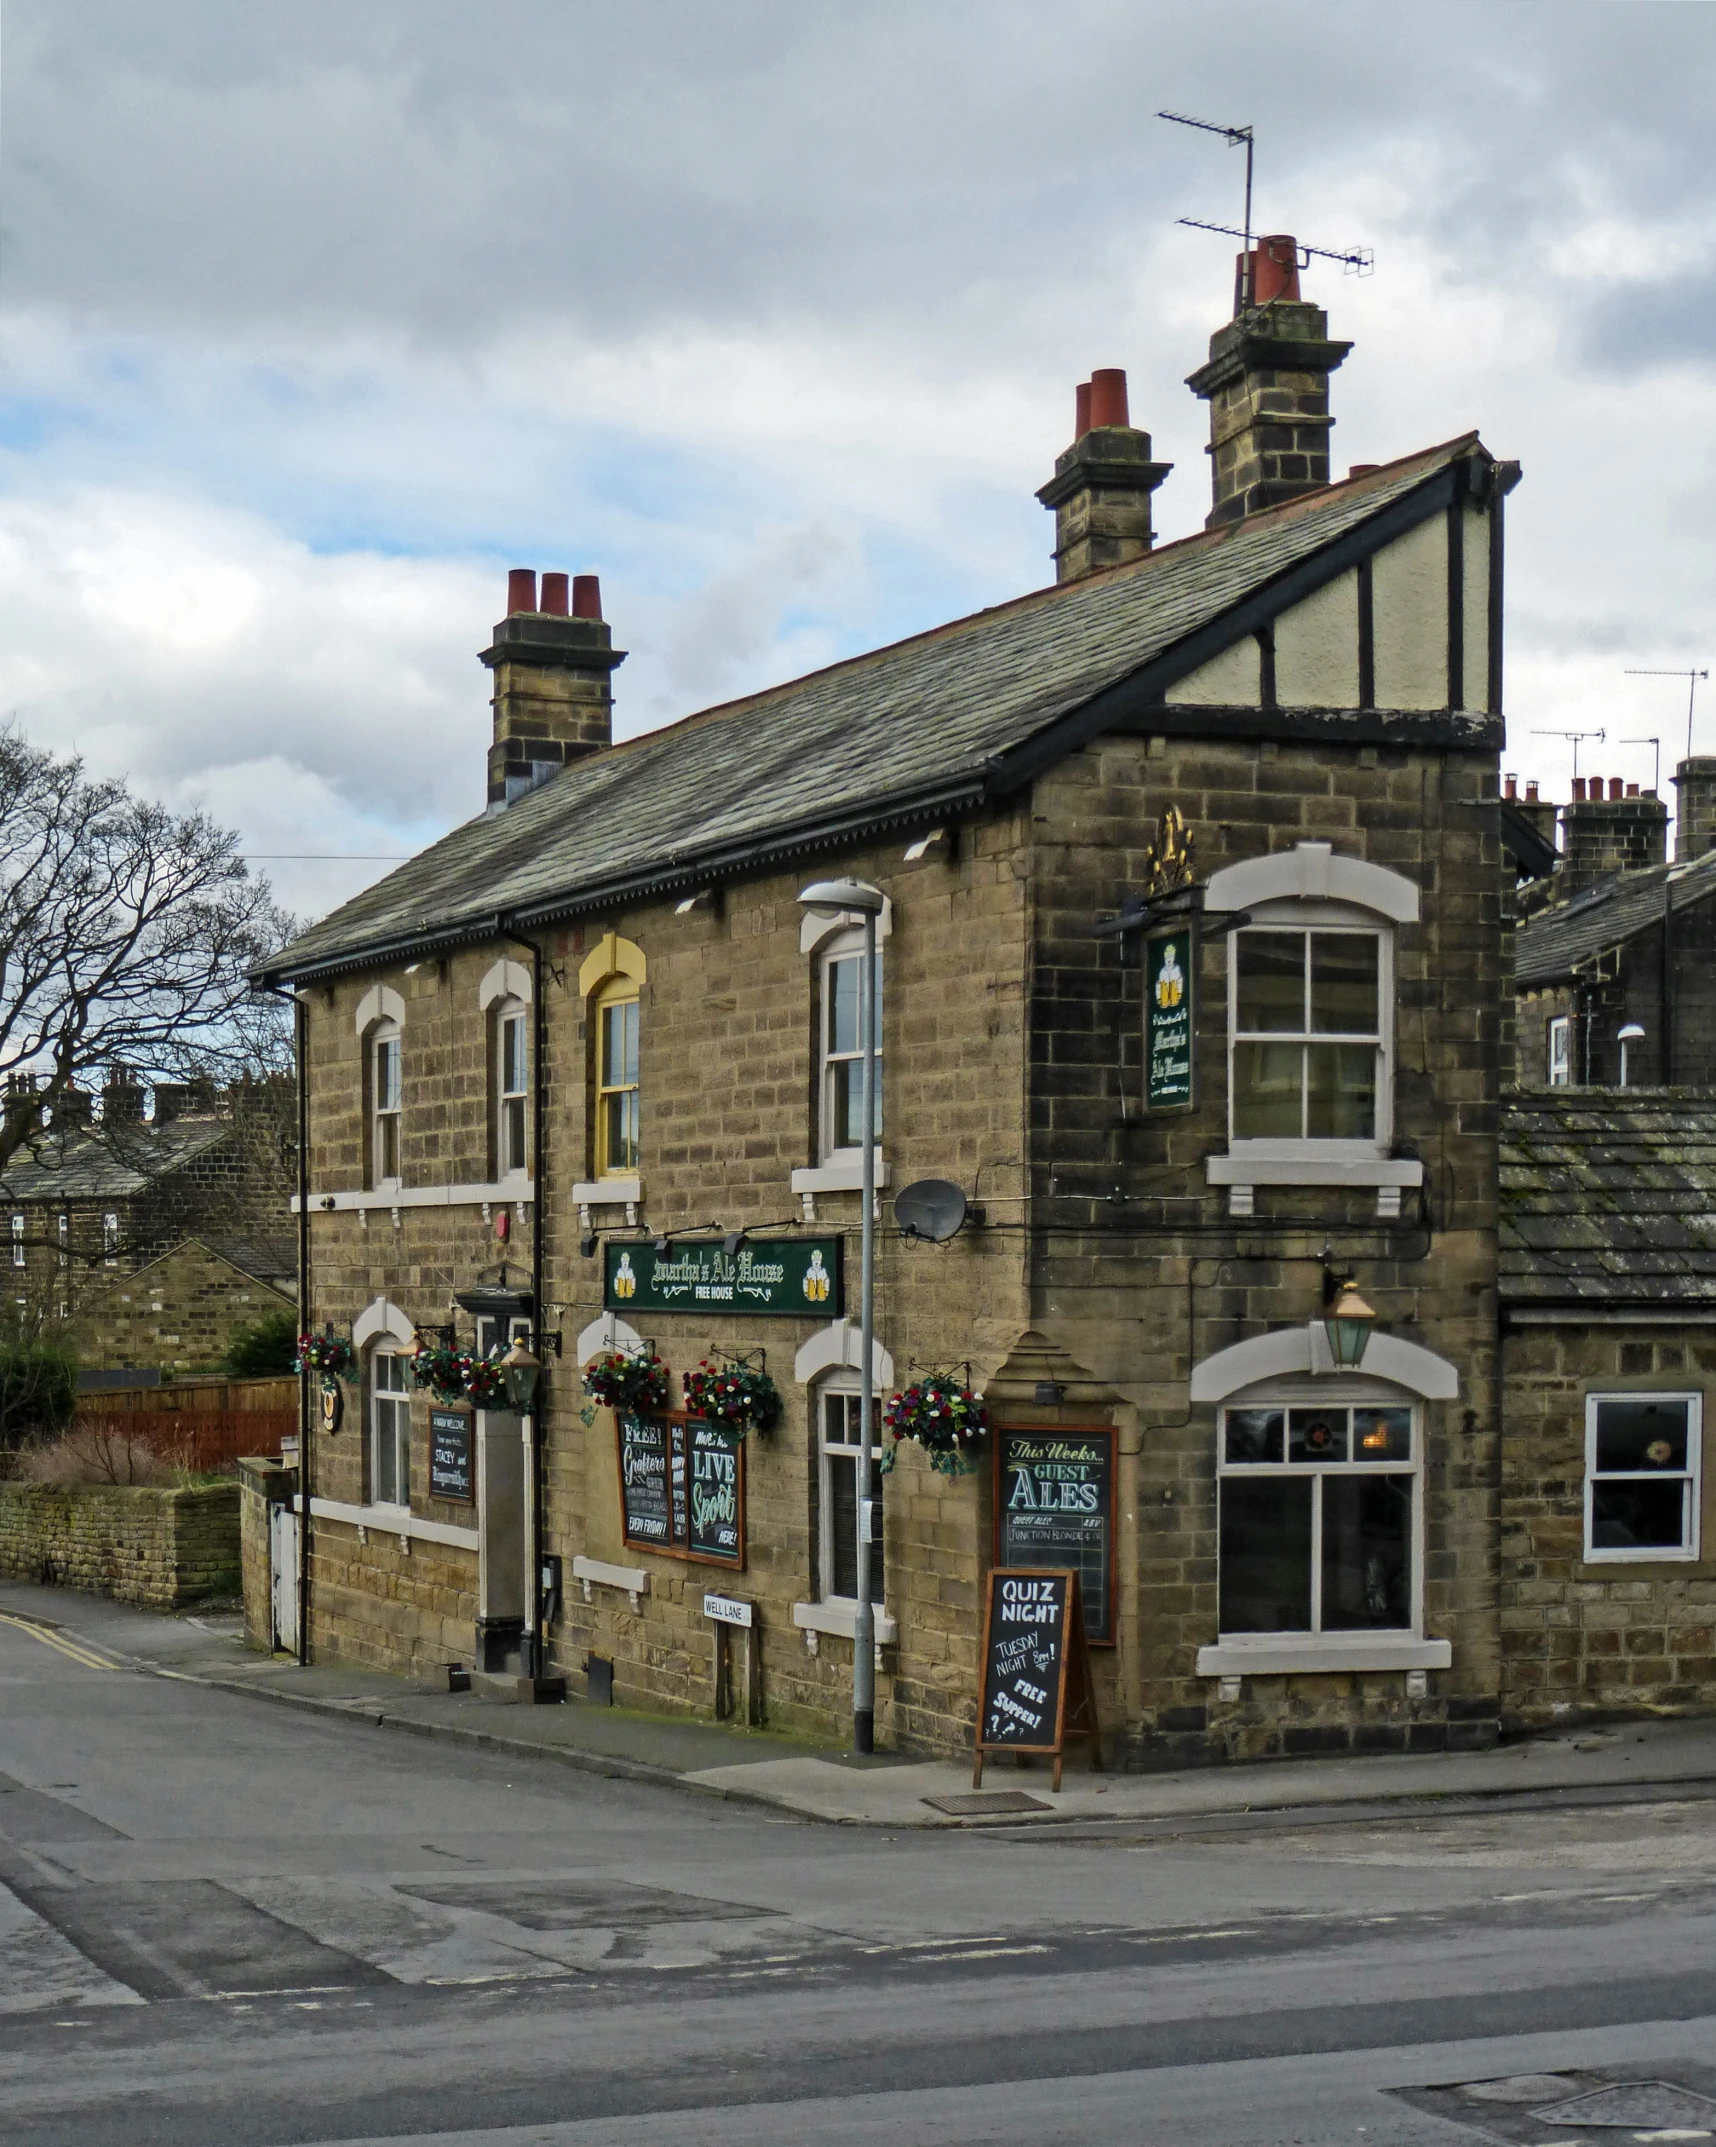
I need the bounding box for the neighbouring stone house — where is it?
[1513,762,1716,1089]
[255,233,1589,1768]
[0,1074,295,1373]
[1500,1091,1716,1727]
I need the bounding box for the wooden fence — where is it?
[72,1376,298,1474]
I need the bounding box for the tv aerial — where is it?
[893,1180,982,1244]
[1158,111,1373,309]
[1625,668,1710,761]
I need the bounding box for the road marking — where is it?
[0,1614,118,1672]
[904,1944,1050,1962]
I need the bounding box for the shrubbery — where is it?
[221,1307,299,1378]
[0,1341,78,1463]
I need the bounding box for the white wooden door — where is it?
[270,1504,299,1655]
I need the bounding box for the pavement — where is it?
[7,1576,1716,1833]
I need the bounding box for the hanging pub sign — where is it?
[617,1410,746,1568]
[604,1237,842,1318]
[1145,925,1194,1110]
[428,1409,474,1504]
[995,1426,1117,1645]
[973,1568,1101,1793]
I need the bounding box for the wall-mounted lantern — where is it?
[1324,1277,1377,1371]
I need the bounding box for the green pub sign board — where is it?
[605,1236,843,1318]
[1145,926,1194,1111]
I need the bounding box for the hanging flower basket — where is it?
[409,1339,469,1407]
[583,1348,671,1414]
[682,1359,781,1438]
[882,1373,989,1477]
[295,1331,355,1381]
[461,1353,508,1410]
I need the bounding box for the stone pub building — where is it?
[258,240,1714,1767]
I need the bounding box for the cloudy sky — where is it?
[1,1,1713,920]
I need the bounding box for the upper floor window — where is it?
[497,1005,529,1178]
[371,1023,402,1188]
[10,1215,23,1268]
[595,983,640,1177]
[103,1212,120,1266]
[820,933,883,1160]
[56,1213,69,1270]
[1231,925,1385,1145]
[1547,1015,1572,1087]
[370,1349,411,1509]
[1584,1394,1701,1563]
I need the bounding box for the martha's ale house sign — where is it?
[605,1237,843,1318]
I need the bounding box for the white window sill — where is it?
[791,1156,890,1197]
[571,1178,642,1207]
[295,1182,535,1214]
[1581,1547,1700,1565]
[1196,1636,1450,1677]
[296,1495,479,1553]
[1206,1151,1422,1188]
[572,1554,650,1610]
[793,1599,899,1646]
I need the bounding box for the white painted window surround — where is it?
[576,1311,646,1365]
[1190,1335,1457,1680]
[477,959,532,1010]
[296,1494,478,1554]
[793,1320,894,1390]
[354,1298,415,1351]
[295,1182,535,1215]
[1204,845,1423,1219]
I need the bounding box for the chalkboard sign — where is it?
[618,1411,745,1569]
[429,1410,473,1504]
[974,1567,1100,1792]
[995,1427,1116,1646]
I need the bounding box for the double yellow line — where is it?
[0,1611,119,1672]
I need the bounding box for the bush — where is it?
[222,1307,299,1378]
[0,1342,78,1459]
[16,1421,181,1487]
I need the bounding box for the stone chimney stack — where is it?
[1185,236,1353,528]
[481,568,626,810]
[1036,368,1172,585]
[1673,758,1716,862]
[1559,776,1668,892]
[1504,775,1560,855]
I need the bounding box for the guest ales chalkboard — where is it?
[995,1427,1116,1645]
[617,1411,745,1569]
[428,1410,473,1504]
[973,1567,1100,1793]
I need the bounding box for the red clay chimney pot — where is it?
[1626,781,1639,798]
[571,574,603,621]
[1504,775,1518,800]
[539,571,570,617]
[1088,368,1129,429]
[1610,777,1624,801]
[1250,234,1302,308]
[1572,777,1586,802]
[506,567,537,615]
[1526,781,1540,802]
[1074,380,1092,438]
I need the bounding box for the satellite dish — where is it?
[894,1179,969,1243]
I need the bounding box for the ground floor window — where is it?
[1218,1396,1419,1636]
[371,1349,411,1508]
[819,1380,883,1605]
[1585,1393,1701,1562]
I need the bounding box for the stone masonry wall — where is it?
[238,1457,295,1651]
[1026,732,1505,1767]
[298,819,1032,1750]
[0,1481,241,1608]
[1500,1322,1716,1726]
[75,1242,293,1374]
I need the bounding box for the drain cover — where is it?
[1465,2075,1582,2103]
[922,1791,1053,1816]
[1535,2079,1716,2129]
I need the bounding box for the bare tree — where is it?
[0,728,294,1181]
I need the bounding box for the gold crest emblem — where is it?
[1143,805,1194,896]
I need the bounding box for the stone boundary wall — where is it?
[0,1482,241,1608]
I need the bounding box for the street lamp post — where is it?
[797,875,885,1755]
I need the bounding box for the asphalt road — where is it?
[3,1607,1716,2146]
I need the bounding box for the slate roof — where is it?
[1500,1091,1716,1308]
[0,1118,230,1203]
[1514,849,1716,987]
[266,434,1490,982]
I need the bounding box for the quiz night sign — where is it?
[605,1236,842,1318]
[1145,926,1193,1110]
